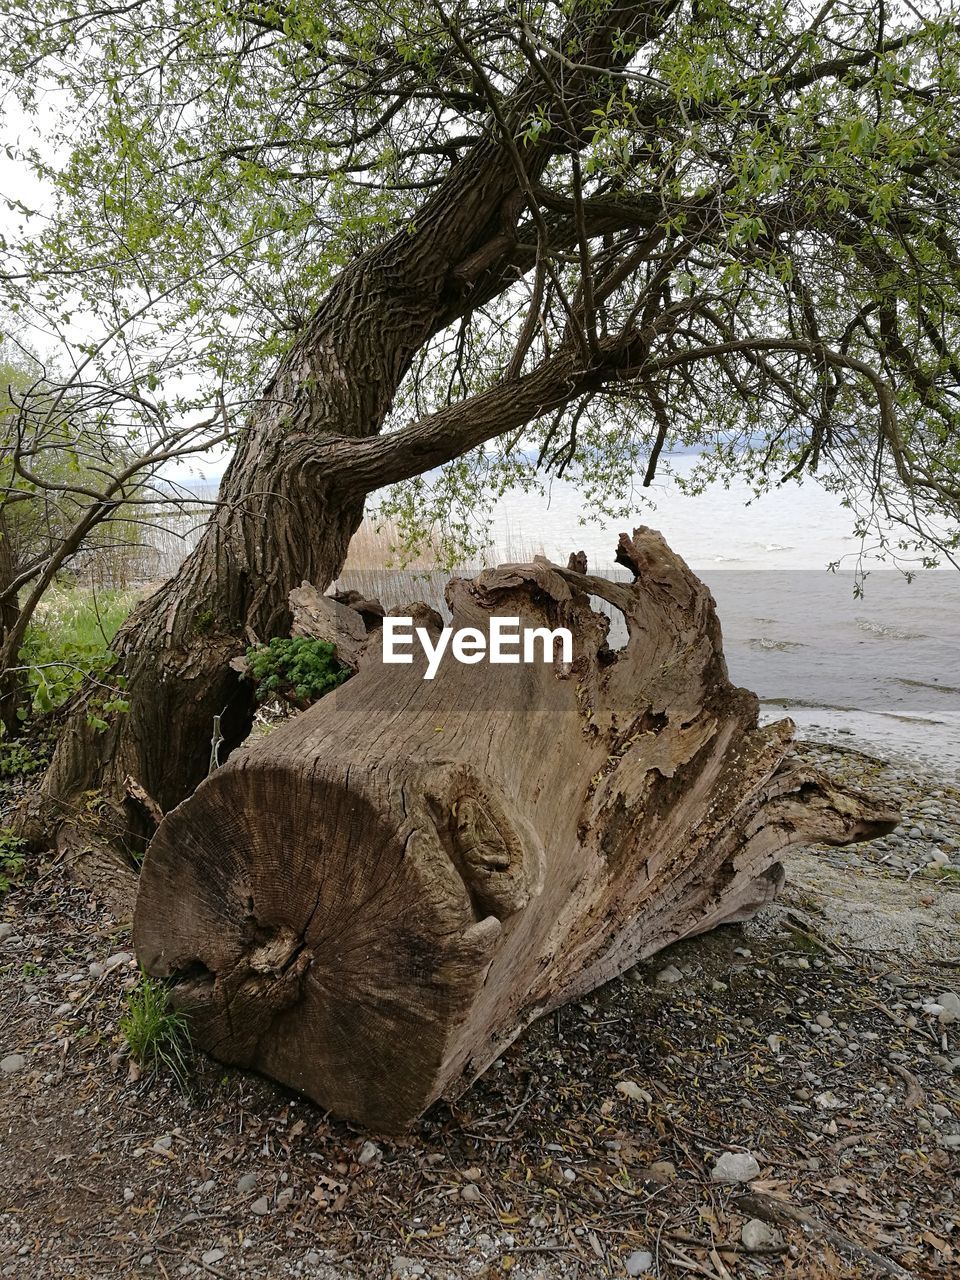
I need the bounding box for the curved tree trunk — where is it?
[133,530,897,1131]
[23,0,681,853]
[26,148,519,848]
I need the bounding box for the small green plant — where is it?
[16,588,132,725]
[0,826,26,894]
[245,636,349,708]
[121,971,192,1085]
[0,740,44,777]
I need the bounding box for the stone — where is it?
[391,1258,426,1277]
[461,1183,482,1203]
[202,1250,226,1266]
[815,1012,833,1029]
[710,1151,760,1184]
[88,961,105,978]
[358,1140,382,1166]
[936,992,960,1024]
[649,1161,676,1180]
[250,1196,270,1215]
[0,924,12,943]
[237,1172,259,1195]
[625,1250,654,1275]
[656,965,683,985]
[741,1218,783,1252]
[152,1135,173,1152]
[104,951,133,971]
[0,1054,26,1075]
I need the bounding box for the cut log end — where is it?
[134,528,898,1131]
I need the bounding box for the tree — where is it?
[0,341,229,737]
[3,0,960,850]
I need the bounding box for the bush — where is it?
[0,740,44,777]
[0,826,26,894]
[121,971,192,1085]
[244,636,349,708]
[13,588,132,728]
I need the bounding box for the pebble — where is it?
[562,1168,577,1183]
[0,924,12,943]
[624,1250,654,1275]
[649,1160,677,1180]
[741,1218,783,1251]
[357,1140,382,1167]
[237,1172,259,1195]
[88,961,105,978]
[460,1183,482,1203]
[815,1012,834,1028]
[0,1054,26,1075]
[104,951,133,971]
[201,1250,226,1266]
[391,1258,425,1277]
[936,991,960,1024]
[250,1196,270,1215]
[710,1151,760,1184]
[152,1135,173,1152]
[656,965,683,985]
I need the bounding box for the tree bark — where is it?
[133,530,897,1131]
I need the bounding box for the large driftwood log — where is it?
[133,529,896,1130]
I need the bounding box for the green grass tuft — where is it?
[121,971,192,1086]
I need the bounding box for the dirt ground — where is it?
[1,743,959,1280]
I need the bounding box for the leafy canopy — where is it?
[3,0,960,565]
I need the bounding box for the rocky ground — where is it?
[1,740,959,1280]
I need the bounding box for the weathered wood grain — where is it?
[133,529,897,1130]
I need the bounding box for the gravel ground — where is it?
[1,740,959,1280]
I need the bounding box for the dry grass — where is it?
[334,517,550,614]
[340,516,547,572]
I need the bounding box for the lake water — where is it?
[345,457,960,776]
